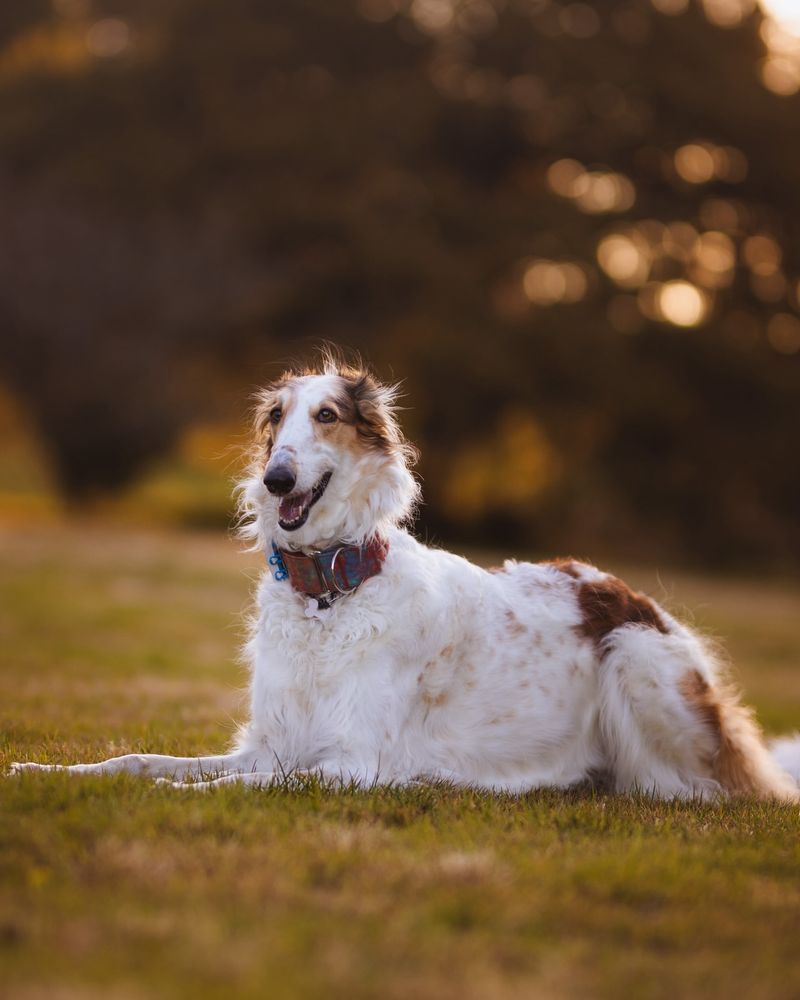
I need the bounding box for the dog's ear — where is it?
[339,371,417,462]
[350,374,395,450]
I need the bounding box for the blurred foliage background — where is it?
[1,0,799,569]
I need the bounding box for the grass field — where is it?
[1,524,800,999]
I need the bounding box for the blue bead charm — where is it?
[268,543,289,582]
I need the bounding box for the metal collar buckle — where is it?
[330,547,357,595]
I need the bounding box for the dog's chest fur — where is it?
[242,528,603,787]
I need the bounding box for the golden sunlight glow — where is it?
[442,411,562,520]
[650,0,800,95]
[758,3,800,94]
[760,0,800,36]
[0,24,89,78]
[657,281,710,327]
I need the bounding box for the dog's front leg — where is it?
[164,761,392,792]
[9,750,258,781]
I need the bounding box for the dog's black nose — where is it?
[264,464,296,496]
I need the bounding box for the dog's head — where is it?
[238,355,419,551]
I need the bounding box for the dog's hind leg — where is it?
[598,625,799,801]
[9,749,259,780]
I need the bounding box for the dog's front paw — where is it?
[153,776,212,791]
[153,777,186,788]
[8,762,58,776]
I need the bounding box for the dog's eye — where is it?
[317,408,338,424]
[269,408,282,425]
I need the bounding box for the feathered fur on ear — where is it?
[334,370,419,467]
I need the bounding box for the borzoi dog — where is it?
[12,359,800,799]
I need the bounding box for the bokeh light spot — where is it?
[767,313,800,354]
[651,0,689,14]
[692,231,736,287]
[357,0,399,23]
[760,56,800,95]
[522,259,588,305]
[674,144,716,184]
[743,234,782,275]
[597,233,651,287]
[85,18,130,58]
[546,159,585,196]
[547,160,636,213]
[559,3,601,38]
[699,198,742,233]
[657,281,710,327]
[411,0,454,34]
[703,0,756,28]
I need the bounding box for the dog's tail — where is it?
[770,733,800,786]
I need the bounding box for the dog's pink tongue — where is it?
[279,492,310,522]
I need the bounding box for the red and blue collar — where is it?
[268,537,389,609]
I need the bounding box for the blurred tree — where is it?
[0,0,798,565]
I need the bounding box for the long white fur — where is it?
[11,370,800,798]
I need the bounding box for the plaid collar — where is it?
[268,537,389,610]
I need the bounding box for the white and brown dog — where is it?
[12,357,800,798]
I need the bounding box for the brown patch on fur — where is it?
[680,669,798,800]
[421,690,449,708]
[439,645,454,659]
[547,558,585,579]
[578,576,668,650]
[504,610,526,638]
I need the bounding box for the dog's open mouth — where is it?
[278,472,332,531]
